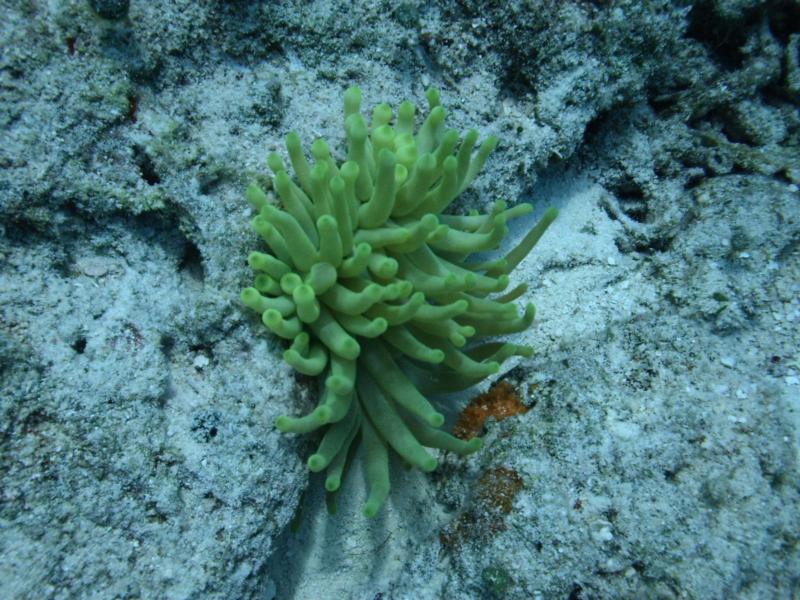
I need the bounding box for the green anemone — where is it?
[243,86,557,517]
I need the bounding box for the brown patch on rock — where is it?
[453,381,528,440]
[440,465,525,551]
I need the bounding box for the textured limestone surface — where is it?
[1,1,798,599]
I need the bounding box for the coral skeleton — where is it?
[242,86,557,516]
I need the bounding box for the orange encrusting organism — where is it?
[453,380,528,440]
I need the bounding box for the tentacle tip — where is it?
[341,161,359,179]
[429,225,448,242]
[377,147,396,166]
[313,406,332,424]
[363,502,380,518]
[518,345,535,358]
[421,213,438,228]
[285,130,301,148]
[449,333,467,347]
[421,457,438,472]
[325,478,341,492]
[262,309,280,327]
[491,199,506,212]
[494,259,510,273]
[308,454,326,472]
[466,437,483,453]
[241,287,259,304]
[317,214,337,229]
[429,104,445,121]
[326,374,353,395]
[274,415,292,432]
[344,85,362,103]
[372,321,389,337]
[428,413,445,428]
[396,281,413,297]
[338,339,361,361]
[365,284,383,301]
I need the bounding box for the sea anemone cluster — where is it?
[242,86,556,516]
